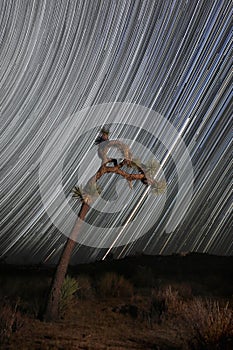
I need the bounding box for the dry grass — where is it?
[179,298,233,349]
[76,274,95,300]
[0,298,24,344]
[98,272,134,298]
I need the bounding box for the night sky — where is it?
[0,0,232,264]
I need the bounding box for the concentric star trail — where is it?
[0,0,232,264]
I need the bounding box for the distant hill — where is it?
[1,252,233,274]
[71,252,233,281]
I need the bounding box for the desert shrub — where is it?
[142,296,167,326]
[59,275,79,317]
[139,286,183,326]
[169,282,193,300]
[181,298,233,349]
[0,275,51,318]
[76,274,95,299]
[21,279,51,317]
[22,295,45,318]
[98,272,134,298]
[0,298,24,342]
[154,285,184,316]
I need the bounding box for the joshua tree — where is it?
[43,128,166,321]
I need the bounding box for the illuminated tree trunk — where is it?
[43,203,89,321]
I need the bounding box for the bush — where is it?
[76,274,95,300]
[0,275,51,318]
[21,279,51,318]
[169,282,193,300]
[153,285,184,317]
[142,296,167,326]
[0,299,24,342]
[181,298,233,349]
[59,276,79,317]
[98,272,134,298]
[138,285,183,326]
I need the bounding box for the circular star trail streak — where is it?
[0,0,232,264]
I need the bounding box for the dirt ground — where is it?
[3,297,183,350]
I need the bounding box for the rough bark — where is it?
[87,159,155,186]
[43,203,89,321]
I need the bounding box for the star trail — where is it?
[0,0,232,264]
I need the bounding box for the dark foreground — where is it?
[0,253,232,349]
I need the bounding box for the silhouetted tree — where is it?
[44,128,165,321]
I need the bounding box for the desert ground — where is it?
[0,253,232,349]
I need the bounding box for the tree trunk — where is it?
[43,203,89,321]
[42,152,164,322]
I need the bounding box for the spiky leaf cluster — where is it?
[94,126,110,145]
[72,183,101,204]
[131,158,142,168]
[100,126,110,135]
[151,180,167,195]
[85,182,102,198]
[72,186,84,201]
[145,159,160,177]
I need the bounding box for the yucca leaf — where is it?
[151,180,166,195]
[72,186,84,200]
